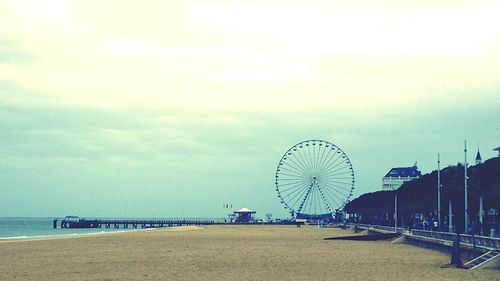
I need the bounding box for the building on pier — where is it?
[234,207,256,223]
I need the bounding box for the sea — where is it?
[0,217,222,240]
[0,217,136,240]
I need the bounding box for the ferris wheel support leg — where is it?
[296,180,315,215]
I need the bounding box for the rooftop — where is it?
[384,166,422,178]
[475,150,482,161]
[234,207,256,213]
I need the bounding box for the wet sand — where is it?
[0,225,497,281]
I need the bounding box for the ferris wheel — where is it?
[274,140,355,220]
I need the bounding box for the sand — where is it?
[0,225,498,281]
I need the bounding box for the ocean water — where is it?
[0,217,140,240]
[0,217,225,240]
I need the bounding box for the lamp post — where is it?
[395,191,398,232]
[464,140,469,233]
[437,153,441,230]
[393,187,398,233]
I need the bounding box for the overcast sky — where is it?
[1,0,499,218]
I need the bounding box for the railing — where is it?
[354,224,500,251]
[356,224,406,234]
[58,219,215,229]
[410,229,500,250]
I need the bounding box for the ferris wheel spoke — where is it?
[324,188,348,210]
[320,152,344,174]
[324,189,351,204]
[310,190,316,215]
[304,188,314,216]
[288,146,313,173]
[307,143,318,171]
[323,180,352,194]
[323,166,352,178]
[320,178,354,185]
[278,165,308,178]
[314,188,323,214]
[328,160,351,172]
[316,144,329,172]
[320,182,353,193]
[312,142,321,170]
[279,182,307,195]
[324,166,352,179]
[282,158,310,176]
[277,172,307,179]
[323,180,350,197]
[312,189,317,215]
[278,178,308,183]
[278,179,306,188]
[294,145,314,174]
[310,143,320,171]
[311,143,317,170]
[282,189,304,210]
[280,185,304,198]
[324,169,354,177]
[289,183,311,211]
[317,146,334,172]
[280,182,309,197]
[322,148,344,169]
[314,142,323,169]
[321,187,344,210]
[304,143,315,172]
[322,183,351,205]
[316,182,333,214]
[323,159,350,175]
[296,180,314,214]
[321,182,348,199]
[287,153,313,176]
[289,193,305,211]
[285,161,309,176]
[324,177,355,182]
[315,143,324,170]
[315,188,327,215]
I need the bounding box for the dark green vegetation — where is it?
[346,158,500,232]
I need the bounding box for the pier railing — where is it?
[56,218,216,229]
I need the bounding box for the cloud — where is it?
[1,0,499,217]
[1,0,499,111]
[0,38,35,64]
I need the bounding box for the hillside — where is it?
[345,157,500,232]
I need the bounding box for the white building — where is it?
[382,165,422,191]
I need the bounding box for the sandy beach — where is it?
[0,225,497,281]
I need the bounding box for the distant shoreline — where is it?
[0,227,159,243]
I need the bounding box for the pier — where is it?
[53,216,215,229]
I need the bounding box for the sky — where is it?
[1,0,499,219]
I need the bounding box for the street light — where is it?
[437,153,441,230]
[464,140,469,233]
[393,186,398,233]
